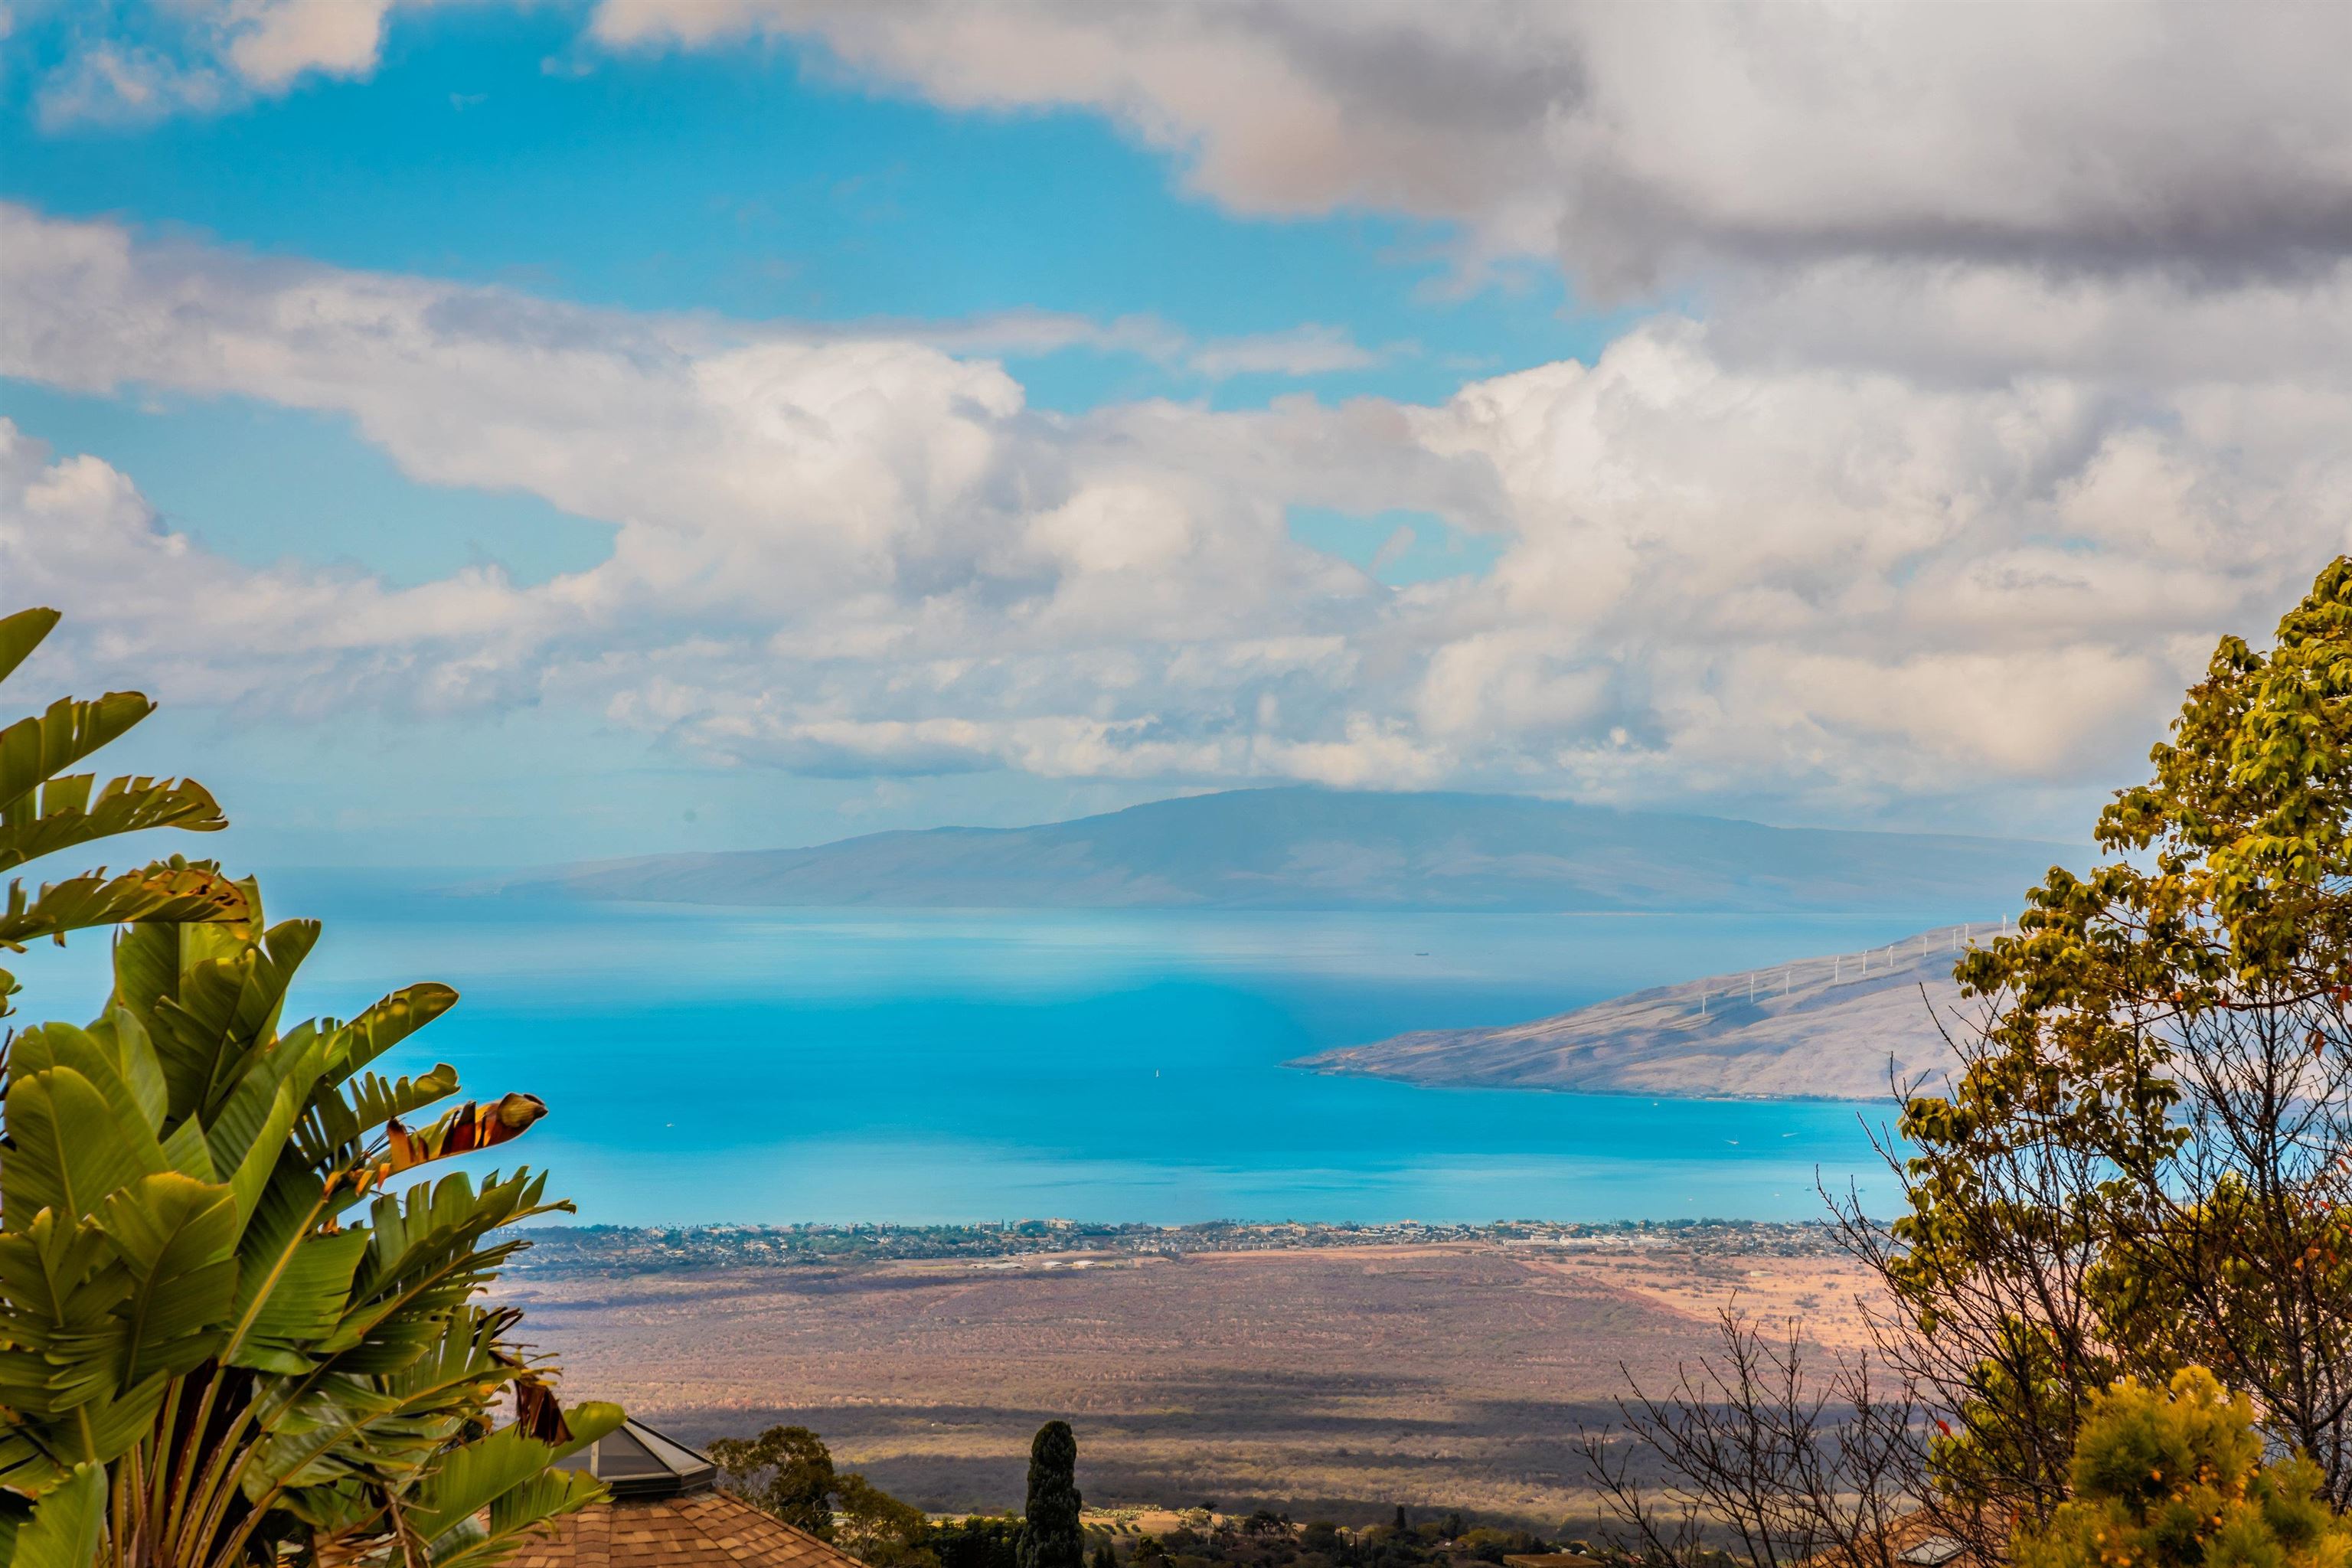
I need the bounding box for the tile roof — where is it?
[508,1488,869,1568]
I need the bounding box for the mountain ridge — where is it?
[479,786,2076,914]
[1291,921,1995,1101]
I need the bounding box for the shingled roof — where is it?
[507,1419,868,1568]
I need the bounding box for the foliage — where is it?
[933,1515,1025,1568]
[1869,556,2352,1524]
[0,606,244,1018]
[0,875,618,1563]
[710,1422,936,1566]
[1583,558,2352,1568]
[1021,1421,1083,1568]
[835,1472,937,1568]
[1106,1512,1553,1568]
[2014,1368,2352,1568]
[709,1424,838,1538]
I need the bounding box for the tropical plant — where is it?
[0,876,622,1566]
[0,606,250,1019]
[1020,1422,1082,1568]
[2014,1367,2352,1568]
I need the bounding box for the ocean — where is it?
[6,872,1965,1226]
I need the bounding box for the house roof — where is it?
[508,1419,868,1568]
[507,1488,868,1568]
[551,1418,720,1500]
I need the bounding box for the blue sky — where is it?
[2,2,2347,868]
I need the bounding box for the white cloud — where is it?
[586,2,2352,296]
[1188,326,1381,379]
[29,0,457,127]
[8,202,2350,828]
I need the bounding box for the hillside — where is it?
[491,788,2072,914]
[1290,923,1997,1100]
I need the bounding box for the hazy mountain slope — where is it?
[1292,924,1997,1100]
[494,788,2073,914]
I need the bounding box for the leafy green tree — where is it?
[2014,1367,2352,1568]
[936,1514,1027,1568]
[1092,1540,1119,1568]
[1591,560,2352,1568]
[834,1472,937,1568]
[0,605,247,1018]
[0,880,620,1566]
[709,1425,838,1538]
[1021,1421,1083,1568]
[710,1422,935,1566]
[1873,557,2352,1521]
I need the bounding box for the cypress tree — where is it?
[1021,1421,1084,1568]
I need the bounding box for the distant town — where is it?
[506,1217,1848,1275]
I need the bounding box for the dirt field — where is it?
[496,1244,1883,1527]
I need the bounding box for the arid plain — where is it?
[495,1242,1881,1527]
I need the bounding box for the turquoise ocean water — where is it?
[5,872,1971,1226]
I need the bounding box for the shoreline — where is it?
[504,1217,1860,1278]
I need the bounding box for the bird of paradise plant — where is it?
[0,607,619,1565]
[0,606,249,1019]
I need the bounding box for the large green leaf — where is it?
[403,1425,563,1547]
[0,1210,128,1416]
[0,773,228,872]
[299,1064,462,1171]
[94,1172,240,1385]
[5,1022,152,1143]
[0,1064,165,1225]
[322,983,461,1085]
[2,1462,106,1568]
[0,863,250,952]
[0,606,60,688]
[149,918,320,1128]
[225,1225,370,1373]
[0,693,154,815]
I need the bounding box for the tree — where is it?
[708,1425,838,1538]
[709,1422,936,1566]
[2014,1367,2352,1568]
[1867,557,2352,1523]
[0,629,620,1567]
[1091,1541,1119,1568]
[1021,1421,1083,1568]
[1577,1311,1918,1568]
[1586,557,2352,1564]
[936,1515,1027,1568]
[0,605,247,1018]
[833,1473,936,1568]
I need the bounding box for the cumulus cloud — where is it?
[587,1,2352,295]
[8,202,2348,823]
[30,0,447,128]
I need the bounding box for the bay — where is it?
[5,871,1965,1226]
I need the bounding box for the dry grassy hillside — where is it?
[1293,923,2008,1100]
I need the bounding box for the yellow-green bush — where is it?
[2016,1369,2350,1568]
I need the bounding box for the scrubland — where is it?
[497,1241,1882,1525]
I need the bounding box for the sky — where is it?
[3,1,2350,869]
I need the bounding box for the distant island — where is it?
[1293,922,1991,1100]
[482,786,2075,913]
